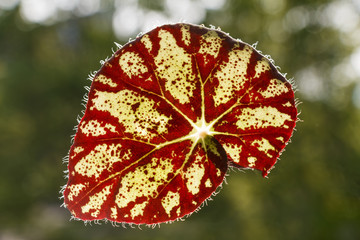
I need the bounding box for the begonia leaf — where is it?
[63,23,297,225]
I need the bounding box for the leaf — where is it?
[63,23,297,225]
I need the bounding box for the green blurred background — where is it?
[0,0,359,239]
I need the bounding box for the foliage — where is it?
[0,0,359,239]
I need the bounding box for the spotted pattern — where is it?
[80,120,117,137]
[199,31,223,64]
[75,143,129,178]
[184,153,205,195]
[222,142,242,163]
[67,183,86,201]
[259,79,289,98]
[154,29,197,104]
[161,191,180,217]
[90,89,172,141]
[119,51,148,78]
[253,58,271,79]
[110,206,117,219]
[94,74,118,87]
[180,25,191,46]
[72,146,84,157]
[247,157,257,167]
[115,156,174,209]
[81,185,112,217]
[141,34,152,52]
[236,106,292,130]
[213,45,253,107]
[130,201,148,219]
[251,138,275,158]
[63,23,297,225]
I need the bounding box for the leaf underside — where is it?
[63,23,297,225]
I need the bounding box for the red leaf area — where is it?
[63,23,297,225]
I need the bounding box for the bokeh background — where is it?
[0,0,359,239]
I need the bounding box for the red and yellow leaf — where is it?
[63,23,297,225]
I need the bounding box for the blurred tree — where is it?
[0,0,359,239]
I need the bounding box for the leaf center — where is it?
[193,119,212,142]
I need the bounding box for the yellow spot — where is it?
[80,120,117,137]
[276,136,284,142]
[91,90,172,141]
[119,51,148,78]
[115,156,174,208]
[130,201,148,219]
[73,146,84,157]
[282,101,293,107]
[222,143,242,163]
[181,25,191,46]
[259,79,289,98]
[216,168,221,177]
[236,106,292,130]
[213,44,253,106]
[141,34,152,51]
[251,138,275,157]
[161,191,180,217]
[75,143,129,178]
[247,157,257,167]
[184,153,205,195]
[110,206,118,219]
[67,183,86,201]
[155,29,197,104]
[192,200,197,205]
[199,30,223,64]
[253,58,271,79]
[81,185,112,216]
[94,74,117,87]
[205,179,212,188]
[91,210,100,217]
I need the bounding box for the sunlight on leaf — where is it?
[63,23,297,225]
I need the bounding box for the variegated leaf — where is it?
[63,23,297,225]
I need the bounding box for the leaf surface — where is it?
[63,23,297,225]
